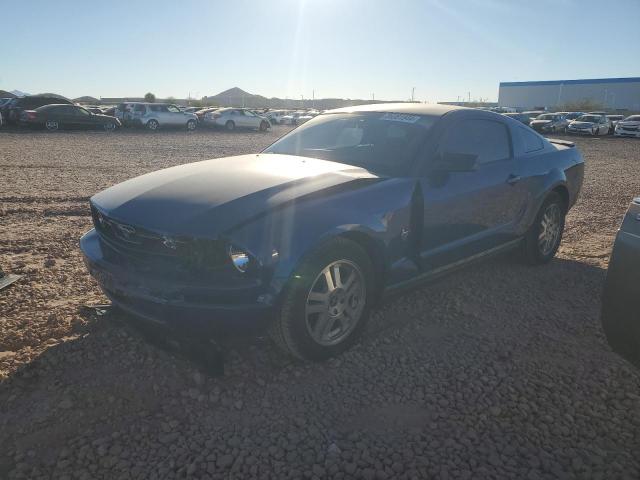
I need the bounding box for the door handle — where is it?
[507,174,521,185]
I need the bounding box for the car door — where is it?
[73,106,94,129]
[166,104,183,126]
[418,116,526,270]
[242,109,260,128]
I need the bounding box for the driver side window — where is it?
[167,105,180,113]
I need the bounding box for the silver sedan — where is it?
[203,108,270,131]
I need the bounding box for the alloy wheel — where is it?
[305,260,366,346]
[538,203,562,256]
[45,121,59,131]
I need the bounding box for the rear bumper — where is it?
[80,229,275,334]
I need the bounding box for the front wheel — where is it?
[103,122,116,132]
[259,120,269,132]
[147,119,159,131]
[592,126,598,136]
[522,192,566,264]
[270,238,374,361]
[186,119,197,131]
[225,120,235,131]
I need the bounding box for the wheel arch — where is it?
[551,184,570,213]
[338,230,388,298]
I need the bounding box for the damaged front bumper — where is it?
[80,229,275,334]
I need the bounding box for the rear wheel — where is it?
[259,120,269,132]
[186,119,197,131]
[225,120,235,131]
[147,119,159,131]
[270,238,374,361]
[45,120,59,131]
[522,192,566,264]
[103,122,116,132]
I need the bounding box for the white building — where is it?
[498,77,640,112]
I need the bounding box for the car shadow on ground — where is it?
[1,254,629,477]
[3,252,610,385]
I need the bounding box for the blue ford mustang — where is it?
[81,104,584,360]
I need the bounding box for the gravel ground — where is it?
[1,128,639,479]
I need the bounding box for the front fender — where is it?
[225,177,416,300]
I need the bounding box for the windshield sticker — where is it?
[379,113,420,124]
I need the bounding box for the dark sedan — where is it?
[81,104,584,360]
[2,95,73,124]
[601,197,640,369]
[20,104,120,131]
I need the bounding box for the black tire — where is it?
[147,119,159,131]
[592,126,598,136]
[522,192,566,265]
[186,119,197,131]
[270,237,374,361]
[225,120,235,131]
[103,122,116,132]
[259,120,269,132]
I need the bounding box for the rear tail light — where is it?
[23,110,37,120]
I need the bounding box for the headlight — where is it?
[229,246,251,273]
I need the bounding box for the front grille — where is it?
[90,204,232,279]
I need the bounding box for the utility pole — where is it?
[312,89,315,108]
[372,93,375,101]
[468,91,471,103]
[411,87,415,102]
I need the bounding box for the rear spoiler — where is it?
[548,138,575,148]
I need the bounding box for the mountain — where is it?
[74,96,100,104]
[202,87,403,110]
[0,90,16,98]
[10,90,29,97]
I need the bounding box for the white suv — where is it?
[115,102,198,131]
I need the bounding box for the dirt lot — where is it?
[1,128,639,479]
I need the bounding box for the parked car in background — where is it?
[84,106,105,114]
[606,115,624,134]
[295,111,318,124]
[102,106,116,117]
[502,112,531,125]
[614,115,640,138]
[183,107,201,113]
[19,104,121,131]
[522,110,545,122]
[557,112,584,121]
[81,103,584,360]
[115,102,198,131]
[265,110,292,125]
[530,113,569,134]
[202,107,270,131]
[195,107,219,122]
[566,114,610,136]
[601,196,640,369]
[2,95,73,124]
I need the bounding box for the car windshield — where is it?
[537,114,557,120]
[263,112,436,176]
[577,115,600,122]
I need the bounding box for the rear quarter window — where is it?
[518,127,544,153]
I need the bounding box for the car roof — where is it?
[325,102,465,117]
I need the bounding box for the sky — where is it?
[1,0,639,102]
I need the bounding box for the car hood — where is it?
[91,154,380,236]
[531,119,552,125]
[618,121,640,127]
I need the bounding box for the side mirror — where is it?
[431,152,478,173]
